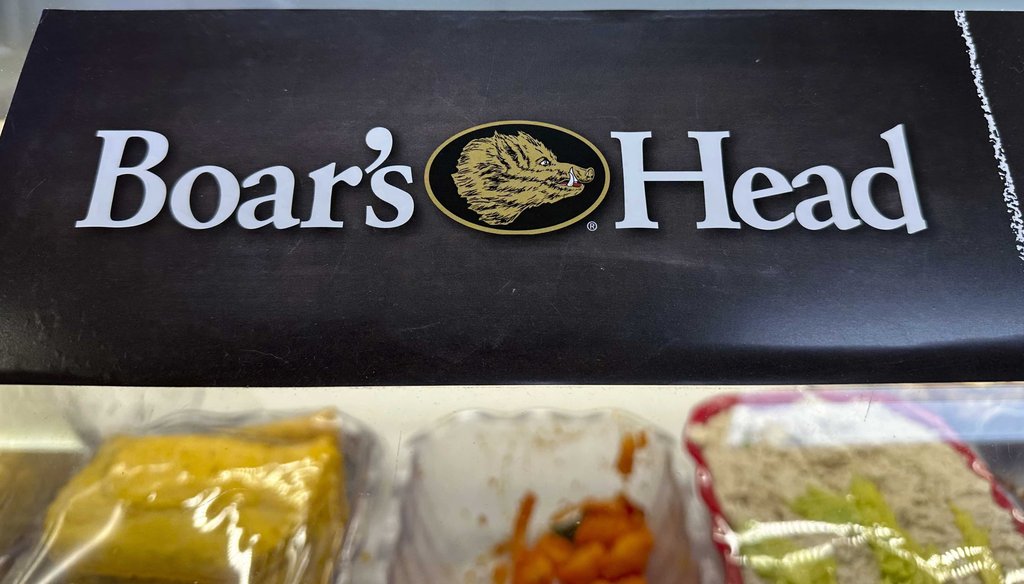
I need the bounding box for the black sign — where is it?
[1,10,1023,386]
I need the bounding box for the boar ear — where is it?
[517,131,545,149]
[492,134,521,168]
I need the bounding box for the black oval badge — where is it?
[425,121,610,235]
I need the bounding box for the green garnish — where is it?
[790,485,858,525]
[951,502,1003,584]
[744,534,838,584]
[787,479,936,584]
[743,477,1004,583]
[551,516,580,541]
[846,477,937,584]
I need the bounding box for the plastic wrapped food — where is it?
[20,410,350,584]
[685,392,1024,584]
[0,451,84,583]
[388,410,697,584]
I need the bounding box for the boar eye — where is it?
[538,158,550,167]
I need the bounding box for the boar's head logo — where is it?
[452,131,596,226]
[426,121,609,235]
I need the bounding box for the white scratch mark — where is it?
[24,178,46,199]
[393,432,403,485]
[239,349,288,364]
[956,10,1024,264]
[398,321,442,333]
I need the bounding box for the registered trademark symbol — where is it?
[587,221,598,231]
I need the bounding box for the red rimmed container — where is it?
[683,390,1024,583]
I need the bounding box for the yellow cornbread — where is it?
[43,412,348,584]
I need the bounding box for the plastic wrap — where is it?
[2,402,383,584]
[0,451,83,583]
[386,409,697,584]
[684,390,1024,584]
[9,386,1024,584]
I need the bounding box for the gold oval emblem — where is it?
[425,120,611,235]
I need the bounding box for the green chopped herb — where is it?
[951,502,1003,584]
[849,477,938,583]
[742,478,1004,584]
[551,516,580,541]
[791,485,858,525]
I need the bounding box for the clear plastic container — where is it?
[386,408,698,584]
[2,405,383,584]
[684,390,1024,584]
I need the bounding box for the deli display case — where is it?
[5,3,1024,584]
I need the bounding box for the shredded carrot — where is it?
[616,431,648,478]
[512,492,538,555]
[636,431,648,449]
[581,496,628,517]
[493,432,654,584]
[616,433,636,477]
[495,492,654,584]
[493,563,510,584]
